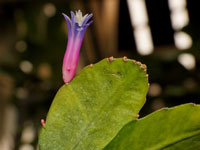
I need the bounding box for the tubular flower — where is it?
[62,10,93,83]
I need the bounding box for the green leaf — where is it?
[39,58,148,150]
[104,103,200,150]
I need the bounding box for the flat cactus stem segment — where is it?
[104,103,200,150]
[39,58,149,150]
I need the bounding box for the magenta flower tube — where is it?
[62,10,93,83]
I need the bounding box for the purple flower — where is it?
[62,10,93,83]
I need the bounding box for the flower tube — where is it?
[62,10,93,83]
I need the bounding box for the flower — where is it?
[62,10,93,83]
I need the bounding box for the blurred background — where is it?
[0,0,200,149]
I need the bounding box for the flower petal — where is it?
[70,11,75,25]
[62,13,72,35]
[82,13,93,26]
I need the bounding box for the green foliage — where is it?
[39,58,148,150]
[104,103,200,150]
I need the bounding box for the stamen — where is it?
[74,10,88,26]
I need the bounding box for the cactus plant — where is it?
[39,57,148,150]
[38,57,200,150]
[39,10,200,150]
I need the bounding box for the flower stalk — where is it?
[62,10,93,83]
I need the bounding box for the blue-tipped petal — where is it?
[82,13,93,26]
[85,20,93,27]
[70,11,75,25]
[62,13,72,35]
